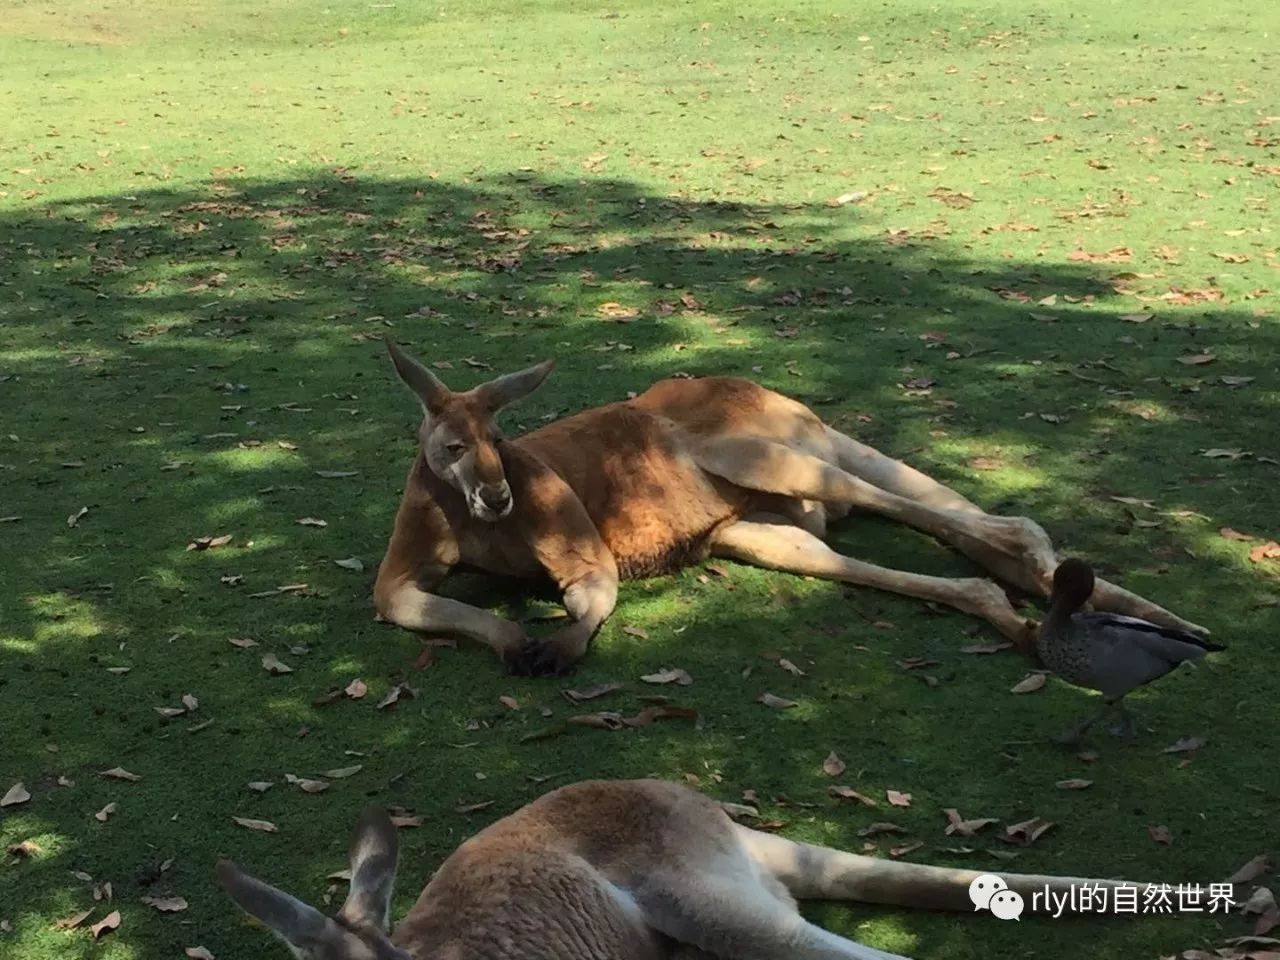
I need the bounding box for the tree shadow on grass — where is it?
[1,172,1276,959]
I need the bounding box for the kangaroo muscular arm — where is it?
[502,443,620,675]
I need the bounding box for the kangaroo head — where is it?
[384,339,554,522]
[217,806,411,960]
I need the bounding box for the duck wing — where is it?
[1072,613,1222,697]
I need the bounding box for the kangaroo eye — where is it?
[445,441,466,456]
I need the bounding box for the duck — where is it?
[1035,558,1223,744]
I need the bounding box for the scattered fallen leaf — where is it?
[247,781,273,793]
[1010,673,1047,694]
[1227,855,1272,885]
[100,768,140,783]
[1221,527,1254,541]
[640,668,692,686]
[334,557,365,572]
[2,783,31,807]
[961,642,1011,654]
[622,625,649,640]
[1002,817,1054,846]
[886,790,913,808]
[943,809,999,837]
[54,909,94,930]
[777,657,805,676]
[232,817,278,833]
[284,774,330,794]
[67,506,89,528]
[377,683,416,710]
[344,678,367,699]
[185,948,215,960]
[315,470,359,479]
[142,896,188,913]
[1220,375,1255,387]
[719,801,761,820]
[890,841,925,858]
[296,517,328,527]
[228,637,258,649]
[1120,312,1154,324]
[499,695,520,710]
[186,534,233,552]
[261,653,293,675]
[1250,542,1280,564]
[90,911,121,939]
[1177,353,1215,366]
[1056,779,1094,790]
[7,840,40,858]
[455,800,494,814]
[1163,736,1208,754]
[388,814,423,829]
[822,752,846,777]
[322,765,363,779]
[829,786,877,806]
[1149,824,1173,845]
[758,692,798,710]
[94,802,118,823]
[859,822,907,837]
[562,682,623,703]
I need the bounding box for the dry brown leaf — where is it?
[1149,824,1173,845]
[284,774,329,794]
[334,557,364,572]
[943,809,999,836]
[828,786,878,807]
[1177,353,1215,366]
[622,625,649,640]
[389,814,423,829]
[90,911,120,939]
[886,790,913,808]
[1,783,30,807]
[1056,778,1094,790]
[1010,673,1047,694]
[322,765,362,779]
[1221,527,1254,541]
[185,948,215,960]
[155,706,186,718]
[67,506,89,528]
[858,822,907,837]
[100,768,140,782]
[623,705,698,728]
[232,816,278,833]
[247,781,273,793]
[640,668,692,686]
[315,470,359,479]
[455,800,495,814]
[1250,542,1280,564]
[181,694,199,712]
[8,839,40,858]
[890,841,925,858]
[54,909,94,930]
[499,695,520,710]
[296,517,328,527]
[142,895,188,912]
[758,692,797,710]
[961,642,1011,654]
[1120,312,1154,324]
[777,657,806,676]
[822,752,846,778]
[344,678,367,699]
[1163,736,1208,754]
[377,683,415,710]
[228,637,259,649]
[1228,855,1273,885]
[94,802,118,823]
[261,653,293,675]
[1002,817,1054,846]
[562,682,623,703]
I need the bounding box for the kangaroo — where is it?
[372,340,1206,675]
[218,778,1168,959]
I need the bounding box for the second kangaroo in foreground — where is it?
[219,778,1174,960]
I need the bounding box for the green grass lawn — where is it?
[2,0,1278,956]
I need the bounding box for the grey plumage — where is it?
[1035,559,1223,743]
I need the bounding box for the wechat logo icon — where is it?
[969,874,1025,921]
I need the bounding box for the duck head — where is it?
[1050,558,1096,608]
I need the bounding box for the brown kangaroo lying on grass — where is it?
[373,340,1205,676]
[219,777,1167,959]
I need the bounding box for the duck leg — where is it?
[1052,698,1123,746]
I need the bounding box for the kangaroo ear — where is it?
[216,858,339,954]
[474,359,555,411]
[385,339,450,414]
[338,806,400,931]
